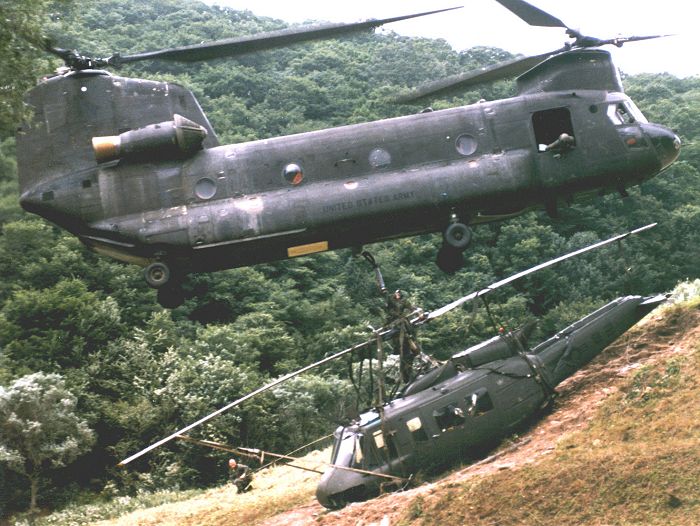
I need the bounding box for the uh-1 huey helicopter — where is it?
[117,223,665,509]
[16,0,680,308]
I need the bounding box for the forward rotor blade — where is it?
[425,223,657,320]
[395,51,555,103]
[113,7,462,65]
[493,0,568,29]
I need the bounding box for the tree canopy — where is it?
[0,372,94,512]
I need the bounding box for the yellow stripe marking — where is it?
[287,241,329,258]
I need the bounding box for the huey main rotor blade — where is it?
[426,223,657,320]
[118,334,377,466]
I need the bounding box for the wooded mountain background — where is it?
[0,0,698,516]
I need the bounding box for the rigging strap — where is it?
[503,331,557,403]
[480,295,504,334]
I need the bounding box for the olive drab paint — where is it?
[316,294,665,508]
[16,2,680,307]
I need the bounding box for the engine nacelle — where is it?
[92,113,207,163]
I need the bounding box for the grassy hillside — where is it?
[15,297,699,526]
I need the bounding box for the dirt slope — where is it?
[96,302,700,526]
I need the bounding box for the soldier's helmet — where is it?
[228,458,237,469]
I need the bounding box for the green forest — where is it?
[0,0,698,519]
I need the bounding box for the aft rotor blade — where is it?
[395,50,556,103]
[426,223,657,320]
[118,333,376,466]
[493,0,568,29]
[113,8,462,65]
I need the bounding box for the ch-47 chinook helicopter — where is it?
[119,223,665,509]
[16,0,680,307]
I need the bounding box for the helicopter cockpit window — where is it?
[607,101,649,126]
[353,436,364,467]
[607,103,634,125]
[532,107,575,153]
[330,429,343,463]
[282,163,304,185]
[386,432,399,460]
[406,416,428,442]
[333,430,358,467]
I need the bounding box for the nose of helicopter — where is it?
[315,472,336,509]
[643,123,681,170]
[315,467,371,509]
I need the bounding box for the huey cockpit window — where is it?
[532,107,575,152]
[332,429,358,467]
[353,436,364,467]
[282,163,304,185]
[370,429,398,461]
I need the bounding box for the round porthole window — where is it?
[455,134,478,156]
[194,178,217,200]
[283,163,304,185]
[369,148,391,168]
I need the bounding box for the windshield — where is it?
[332,430,361,468]
[607,99,648,125]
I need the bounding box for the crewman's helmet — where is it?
[228,458,237,469]
[394,289,402,298]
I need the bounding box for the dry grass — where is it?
[93,448,330,526]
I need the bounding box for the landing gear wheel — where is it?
[443,222,472,250]
[436,245,465,274]
[144,262,170,289]
[157,284,185,309]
